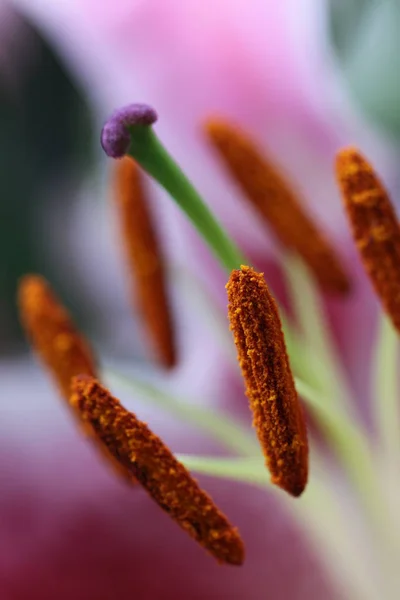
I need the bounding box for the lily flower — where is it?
[2,2,400,599]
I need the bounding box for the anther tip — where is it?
[335,145,362,169]
[279,475,307,498]
[335,146,374,187]
[18,273,45,289]
[203,117,220,132]
[203,117,229,141]
[227,534,245,566]
[17,274,48,306]
[101,103,158,158]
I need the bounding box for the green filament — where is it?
[127,125,245,271]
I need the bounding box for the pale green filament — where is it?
[103,367,258,457]
[373,313,400,459]
[177,455,268,486]
[283,255,398,547]
[178,452,383,600]
[170,264,237,361]
[283,252,353,412]
[294,378,380,510]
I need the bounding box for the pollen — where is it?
[336,147,400,333]
[70,374,245,565]
[17,275,97,399]
[205,118,350,294]
[114,156,176,368]
[226,265,308,497]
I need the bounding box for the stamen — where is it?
[336,147,400,333]
[17,275,136,484]
[205,119,350,294]
[101,103,245,272]
[115,157,176,368]
[70,375,245,565]
[226,265,308,497]
[17,275,97,398]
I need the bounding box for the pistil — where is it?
[101,104,245,272]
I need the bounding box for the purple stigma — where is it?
[101,103,158,158]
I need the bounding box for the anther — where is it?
[226,266,308,497]
[71,375,245,565]
[17,275,136,484]
[336,146,400,333]
[205,119,350,294]
[17,275,97,398]
[114,157,176,367]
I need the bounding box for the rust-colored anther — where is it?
[226,266,308,497]
[114,156,176,367]
[336,146,400,333]
[17,275,136,484]
[205,119,350,294]
[70,374,245,565]
[17,275,97,398]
